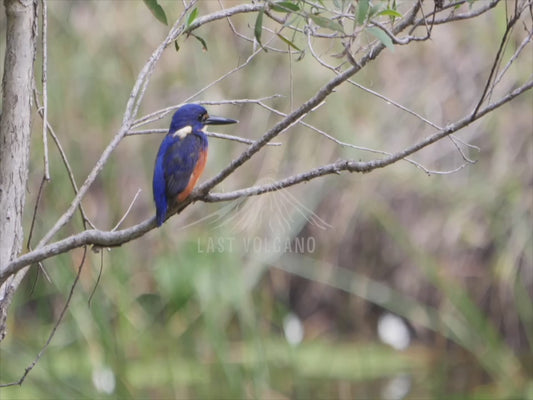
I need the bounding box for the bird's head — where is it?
[169,104,237,138]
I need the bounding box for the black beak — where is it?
[205,115,238,125]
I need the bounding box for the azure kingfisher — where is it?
[153,104,237,226]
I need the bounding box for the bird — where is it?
[153,104,237,226]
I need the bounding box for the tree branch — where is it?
[0,0,38,341]
[472,0,525,117]
[32,3,267,248]
[127,128,282,146]
[410,0,499,33]
[0,247,87,388]
[3,75,531,284]
[201,79,533,202]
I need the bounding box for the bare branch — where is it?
[26,176,52,284]
[256,98,452,176]
[472,1,525,117]
[411,0,499,32]
[27,176,47,250]
[40,0,50,180]
[488,27,533,100]
[3,220,155,284]
[35,3,266,249]
[206,131,282,146]
[127,128,282,146]
[132,94,277,131]
[0,246,87,388]
[370,19,429,45]
[33,90,95,229]
[112,189,142,232]
[449,135,478,165]
[4,75,531,283]
[347,80,442,131]
[203,80,533,203]
[193,6,418,197]
[88,250,104,306]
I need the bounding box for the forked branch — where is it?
[2,75,531,285]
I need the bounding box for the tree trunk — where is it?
[0,0,37,342]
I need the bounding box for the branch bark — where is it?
[2,74,531,284]
[0,0,37,341]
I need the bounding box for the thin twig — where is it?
[41,0,50,180]
[220,0,291,53]
[33,90,95,230]
[472,4,523,118]
[182,38,284,106]
[488,28,533,100]
[112,189,142,231]
[307,31,339,72]
[88,250,103,307]
[199,96,282,106]
[27,176,47,250]
[369,19,421,45]
[0,246,87,388]
[26,176,52,283]
[257,100,411,157]
[449,135,478,164]
[207,131,282,146]
[410,0,499,33]
[347,79,442,130]
[127,128,282,146]
[132,94,279,129]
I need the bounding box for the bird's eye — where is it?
[200,113,209,122]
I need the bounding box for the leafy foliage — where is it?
[367,26,394,51]
[254,9,266,50]
[142,0,168,25]
[186,7,199,28]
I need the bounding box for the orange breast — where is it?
[177,148,208,202]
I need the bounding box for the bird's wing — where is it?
[163,135,202,198]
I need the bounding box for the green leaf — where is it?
[367,27,394,51]
[376,8,403,18]
[357,0,369,25]
[142,0,168,25]
[174,40,180,52]
[271,1,300,13]
[309,14,344,33]
[191,34,208,51]
[255,10,266,51]
[276,33,302,52]
[186,7,199,27]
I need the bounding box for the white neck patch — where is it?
[172,125,193,139]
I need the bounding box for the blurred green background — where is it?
[1,1,532,399]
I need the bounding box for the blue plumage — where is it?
[152,104,237,226]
